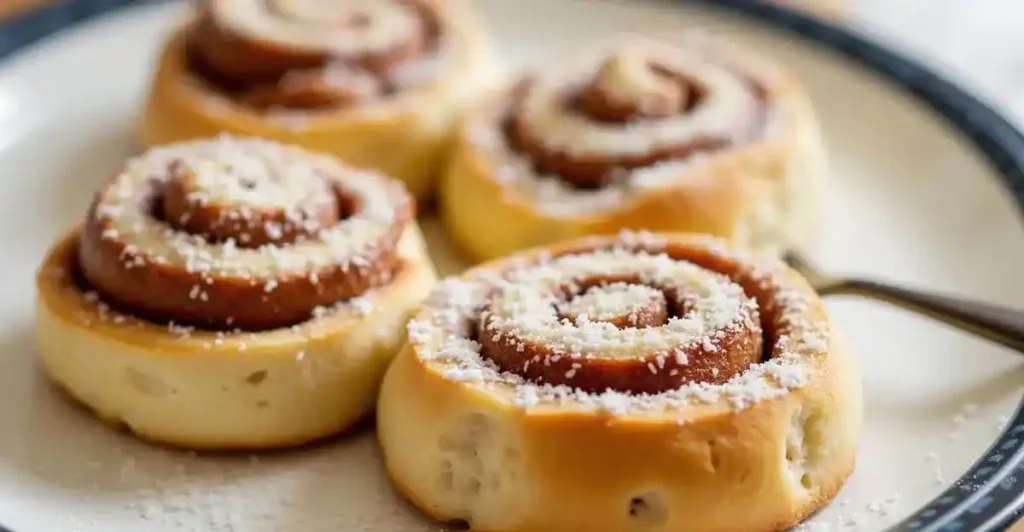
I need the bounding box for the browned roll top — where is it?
[75,136,413,331]
[501,36,770,188]
[411,235,811,396]
[478,275,763,395]
[185,0,443,109]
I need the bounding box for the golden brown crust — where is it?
[377,232,862,532]
[37,221,437,451]
[45,367,374,452]
[440,33,827,263]
[34,137,439,451]
[77,136,414,331]
[141,0,501,201]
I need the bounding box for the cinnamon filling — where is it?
[504,44,768,188]
[577,62,704,122]
[160,158,347,247]
[470,241,791,394]
[185,0,443,109]
[75,138,412,331]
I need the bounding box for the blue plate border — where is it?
[3,1,1024,531]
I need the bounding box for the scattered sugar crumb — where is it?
[411,234,824,416]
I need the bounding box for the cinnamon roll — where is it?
[441,33,827,262]
[377,232,861,532]
[141,0,498,201]
[34,136,437,450]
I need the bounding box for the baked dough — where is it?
[35,136,437,450]
[440,32,828,263]
[377,232,862,532]
[140,0,500,201]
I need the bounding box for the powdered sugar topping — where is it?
[178,153,330,211]
[558,282,663,324]
[466,32,790,216]
[483,249,752,358]
[214,0,422,56]
[409,232,827,415]
[93,135,403,277]
[518,38,757,158]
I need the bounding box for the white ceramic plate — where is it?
[0,1,1023,531]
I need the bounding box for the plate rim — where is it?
[2,0,1024,531]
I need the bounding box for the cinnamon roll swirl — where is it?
[141,0,498,201]
[35,136,437,450]
[441,33,827,262]
[377,232,861,532]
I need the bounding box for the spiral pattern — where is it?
[462,34,778,213]
[77,135,412,330]
[186,0,444,109]
[409,232,827,410]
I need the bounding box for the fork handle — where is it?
[835,279,1024,353]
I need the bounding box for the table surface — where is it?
[0,0,1022,530]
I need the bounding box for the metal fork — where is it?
[783,252,1024,353]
